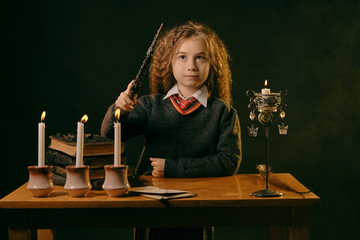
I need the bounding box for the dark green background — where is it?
[2,0,359,239]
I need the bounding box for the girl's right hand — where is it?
[115,80,137,111]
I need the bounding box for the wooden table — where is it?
[0,174,319,240]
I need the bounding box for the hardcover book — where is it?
[52,165,106,180]
[46,149,126,168]
[48,133,124,157]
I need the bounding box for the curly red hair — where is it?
[149,21,233,104]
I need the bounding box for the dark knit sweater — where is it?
[100,94,242,177]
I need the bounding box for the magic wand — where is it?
[127,23,163,100]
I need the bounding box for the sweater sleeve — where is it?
[164,106,242,178]
[100,98,150,141]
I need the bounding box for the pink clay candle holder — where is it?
[27,166,55,197]
[64,165,92,197]
[102,165,130,197]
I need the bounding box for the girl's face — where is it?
[171,36,210,98]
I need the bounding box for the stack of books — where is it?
[46,133,125,190]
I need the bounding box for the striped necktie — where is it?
[173,94,198,110]
[170,94,202,115]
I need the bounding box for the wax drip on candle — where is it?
[114,108,121,167]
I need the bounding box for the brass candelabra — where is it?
[246,80,288,197]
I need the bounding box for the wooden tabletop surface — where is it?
[0,174,320,209]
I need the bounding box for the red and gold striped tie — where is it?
[173,94,197,110]
[170,94,202,115]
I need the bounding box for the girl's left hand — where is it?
[150,158,165,178]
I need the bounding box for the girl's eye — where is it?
[196,56,206,61]
[179,55,186,60]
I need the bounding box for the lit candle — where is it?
[261,79,271,94]
[38,111,46,167]
[114,108,121,167]
[76,114,88,167]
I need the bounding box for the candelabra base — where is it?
[252,189,283,197]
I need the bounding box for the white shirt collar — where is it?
[163,84,208,107]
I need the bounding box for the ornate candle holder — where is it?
[27,165,55,197]
[102,165,130,197]
[64,165,92,197]
[246,85,288,197]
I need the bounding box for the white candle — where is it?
[261,79,271,94]
[38,111,46,167]
[114,108,121,167]
[76,115,88,167]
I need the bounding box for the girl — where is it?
[101,21,241,179]
[101,21,242,240]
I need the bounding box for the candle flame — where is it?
[264,79,268,87]
[41,111,46,122]
[115,108,120,121]
[81,114,88,123]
